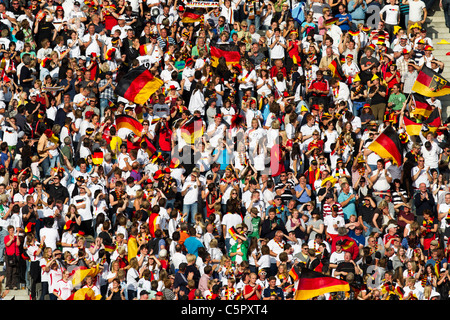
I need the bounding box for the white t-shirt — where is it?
[380,5,400,25]
[409,0,426,22]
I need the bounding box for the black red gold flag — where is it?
[368,126,403,166]
[411,93,433,118]
[294,267,350,300]
[412,66,450,97]
[116,114,143,137]
[210,44,241,68]
[328,58,347,82]
[114,66,163,105]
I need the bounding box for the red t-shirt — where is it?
[4,235,19,256]
[244,284,262,300]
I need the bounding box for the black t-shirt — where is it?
[20,65,32,89]
[369,85,387,105]
[98,230,113,246]
[335,261,356,279]
[263,286,284,300]
[358,203,375,224]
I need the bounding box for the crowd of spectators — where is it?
[0,0,448,301]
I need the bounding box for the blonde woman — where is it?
[126,257,140,300]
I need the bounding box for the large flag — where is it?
[422,107,442,134]
[210,44,241,68]
[70,265,102,287]
[114,66,163,105]
[116,114,144,137]
[328,58,347,82]
[412,66,450,97]
[67,288,102,300]
[411,93,433,118]
[182,10,204,23]
[368,126,403,166]
[294,268,350,300]
[403,115,422,136]
[180,115,204,145]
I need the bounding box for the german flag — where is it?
[182,10,204,24]
[289,266,299,282]
[412,66,450,97]
[423,107,441,134]
[114,65,163,105]
[141,134,157,157]
[67,288,102,300]
[70,264,102,287]
[340,238,356,251]
[139,43,152,56]
[104,244,116,253]
[148,212,159,238]
[180,115,204,145]
[348,30,360,37]
[92,151,103,165]
[116,114,143,137]
[104,47,116,61]
[328,58,347,82]
[411,93,433,118]
[210,44,241,68]
[403,116,422,136]
[324,17,339,26]
[368,126,403,166]
[294,267,350,300]
[228,226,238,240]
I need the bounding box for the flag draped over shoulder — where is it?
[114,66,163,105]
[294,268,350,300]
[411,93,433,118]
[116,114,143,137]
[412,66,450,97]
[210,44,241,68]
[328,58,346,82]
[368,126,403,166]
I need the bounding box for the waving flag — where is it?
[116,114,144,137]
[403,115,422,136]
[329,58,347,82]
[294,267,350,300]
[114,66,163,105]
[422,107,442,134]
[182,10,204,23]
[368,126,403,166]
[412,66,450,97]
[180,115,204,145]
[411,93,433,118]
[139,43,152,56]
[210,44,240,68]
[92,151,103,165]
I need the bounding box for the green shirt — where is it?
[388,93,406,111]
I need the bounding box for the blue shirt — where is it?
[336,13,352,31]
[294,184,312,204]
[338,191,357,221]
[184,236,204,257]
[347,0,367,20]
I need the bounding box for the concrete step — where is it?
[0,265,28,300]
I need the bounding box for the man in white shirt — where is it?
[411,156,433,188]
[267,28,286,60]
[71,183,93,235]
[181,171,201,224]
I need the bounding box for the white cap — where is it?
[118,15,126,20]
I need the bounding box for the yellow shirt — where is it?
[110,136,122,160]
